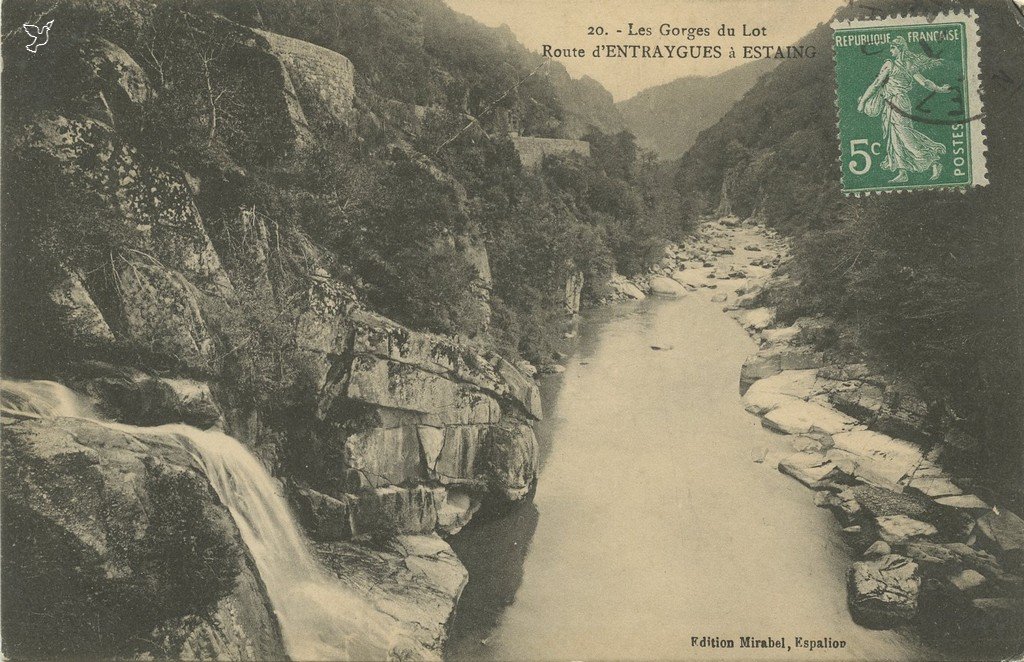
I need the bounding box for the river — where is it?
[447,295,941,660]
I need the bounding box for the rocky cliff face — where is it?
[545,63,625,139]
[1,2,542,657]
[289,300,542,538]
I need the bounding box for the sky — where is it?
[444,0,847,101]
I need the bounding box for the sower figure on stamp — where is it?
[857,36,950,183]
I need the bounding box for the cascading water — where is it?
[0,379,97,418]
[179,426,407,661]
[1,379,412,661]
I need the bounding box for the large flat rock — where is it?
[826,430,924,487]
[742,369,821,415]
[739,346,824,394]
[875,515,939,545]
[762,401,857,436]
[317,534,468,657]
[777,452,838,488]
[648,275,687,297]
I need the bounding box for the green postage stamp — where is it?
[832,11,986,194]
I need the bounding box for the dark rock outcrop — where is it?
[976,509,1024,570]
[74,37,153,124]
[69,364,221,428]
[16,113,233,298]
[1,416,284,659]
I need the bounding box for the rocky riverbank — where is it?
[637,216,1024,656]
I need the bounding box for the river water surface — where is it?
[447,296,940,660]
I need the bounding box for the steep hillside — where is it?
[548,66,626,138]
[675,0,1024,502]
[213,0,623,139]
[617,59,774,160]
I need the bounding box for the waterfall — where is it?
[1,379,410,661]
[0,379,96,418]
[177,426,405,660]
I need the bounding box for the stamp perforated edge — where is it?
[830,9,988,197]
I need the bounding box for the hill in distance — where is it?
[617,59,775,161]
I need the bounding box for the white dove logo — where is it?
[23,19,54,54]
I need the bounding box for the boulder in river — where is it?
[902,541,1004,580]
[648,276,687,297]
[606,273,646,300]
[739,346,824,394]
[863,541,892,559]
[738,307,774,331]
[671,267,714,289]
[832,489,864,527]
[777,452,838,488]
[934,494,990,510]
[847,484,971,541]
[848,484,943,522]
[847,554,921,628]
[760,325,801,345]
[905,474,963,498]
[315,534,468,656]
[949,569,987,595]
[742,369,821,415]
